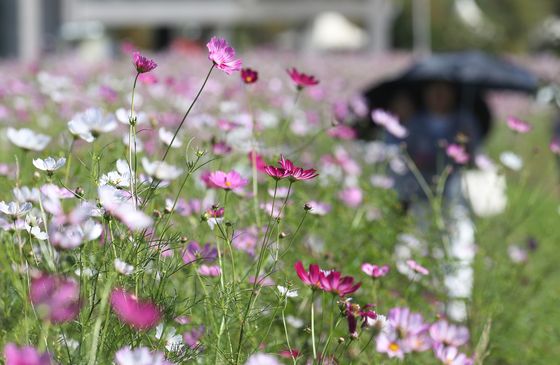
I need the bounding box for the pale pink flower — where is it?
[361,263,390,278]
[446,144,469,164]
[406,259,430,276]
[506,116,532,133]
[30,273,81,323]
[206,37,242,74]
[198,265,221,277]
[338,187,363,208]
[371,109,408,138]
[207,170,248,190]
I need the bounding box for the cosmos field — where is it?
[0,38,559,364]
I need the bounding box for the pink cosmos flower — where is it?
[207,170,248,190]
[376,331,406,359]
[377,307,431,359]
[241,68,258,84]
[132,52,157,74]
[183,325,205,349]
[361,263,390,278]
[434,343,473,365]
[327,125,357,140]
[294,261,324,289]
[406,259,430,276]
[30,273,81,323]
[206,37,242,75]
[320,270,361,297]
[429,319,469,348]
[264,165,291,180]
[110,288,161,330]
[550,137,560,155]
[506,116,532,134]
[4,343,53,365]
[286,68,319,89]
[198,265,221,277]
[115,346,175,365]
[266,155,318,182]
[371,109,408,138]
[446,144,469,164]
[338,187,363,208]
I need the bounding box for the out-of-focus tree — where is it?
[392,0,553,53]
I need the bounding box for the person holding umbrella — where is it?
[361,51,538,321]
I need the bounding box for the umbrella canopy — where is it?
[359,51,538,140]
[390,51,538,92]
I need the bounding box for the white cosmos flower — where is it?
[141,158,182,181]
[98,185,152,231]
[158,127,182,148]
[68,108,117,142]
[277,285,298,298]
[500,151,523,171]
[115,346,174,365]
[115,108,149,125]
[33,157,66,173]
[13,186,40,203]
[114,258,134,276]
[0,201,32,218]
[7,128,51,151]
[99,159,131,188]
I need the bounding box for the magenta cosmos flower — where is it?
[206,37,242,75]
[241,68,258,84]
[361,263,390,278]
[294,261,324,289]
[550,137,560,155]
[30,273,81,323]
[286,67,319,89]
[110,288,161,330]
[207,170,248,190]
[132,52,157,74]
[320,270,361,297]
[4,343,53,365]
[506,116,532,134]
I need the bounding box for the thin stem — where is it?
[311,290,317,360]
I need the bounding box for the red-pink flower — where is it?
[241,68,258,84]
[4,343,53,365]
[30,273,81,323]
[361,263,390,278]
[248,151,267,173]
[110,288,161,330]
[207,170,248,190]
[446,143,469,164]
[294,261,324,289]
[506,116,532,134]
[320,271,361,297]
[265,155,318,182]
[287,68,319,89]
[206,37,242,75]
[132,52,157,74]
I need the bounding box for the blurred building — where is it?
[2,0,403,60]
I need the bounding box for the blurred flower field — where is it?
[0,38,559,364]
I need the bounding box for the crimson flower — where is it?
[206,37,242,75]
[248,151,267,173]
[132,52,157,74]
[110,288,161,330]
[287,67,319,89]
[264,165,290,180]
[294,261,324,289]
[345,301,377,338]
[241,68,258,84]
[320,270,361,297]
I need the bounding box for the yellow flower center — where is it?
[225,181,232,187]
[389,343,400,352]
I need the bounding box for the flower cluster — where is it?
[294,261,361,297]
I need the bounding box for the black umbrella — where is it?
[359,51,538,140]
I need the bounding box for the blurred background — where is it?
[2,0,560,60]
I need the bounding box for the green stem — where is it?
[87,275,115,365]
